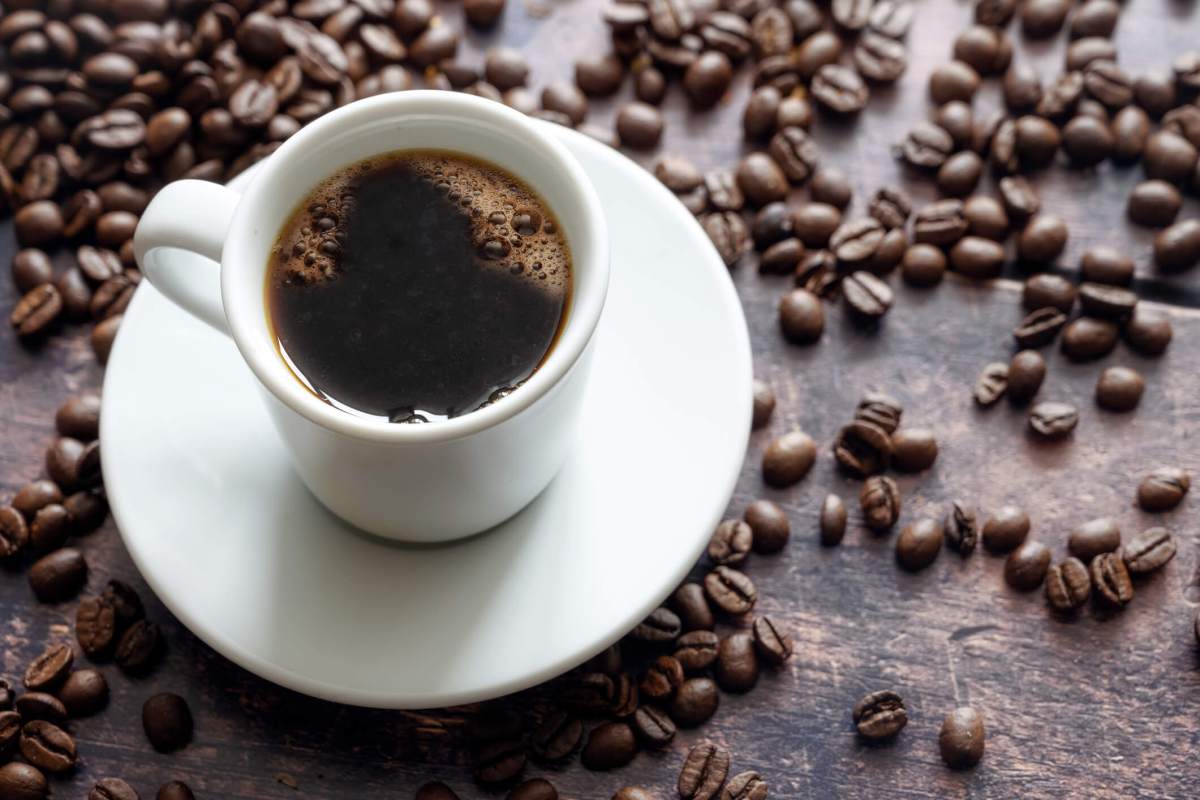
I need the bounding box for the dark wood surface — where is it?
[3,0,1200,797]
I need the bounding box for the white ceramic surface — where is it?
[133,91,610,541]
[102,125,751,709]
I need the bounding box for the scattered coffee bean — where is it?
[860,476,900,532]
[1079,246,1134,286]
[613,789,655,800]
[674,631,720,673]
[530,708,582,762]
[1143,130,1199,183]
[23,644,72,692]
[14,692,66,725]
[744,499,790,554]
[1078,283,1137,321]
[954,25,1011,75]
[671,583,715,633]
[55,394,101,441]
[702,212,750,266]
[1137,467,1190,511]
[843,271,894,319]
[998,176,1040,226]
[944,501,978,556]
[899,122,955,170]
[974,362,1009,406]
[751,616,792,666]
[415,782,460,800]
[115,619,160,673]
[1062,114,1113,166]
[812,64,869,114]
[1154,219,1200,272]
[1123,307,1173,356]
[778,288,825,345]
[1029,401,1079,438]
[1002,350,1045,404]
[1068,518,1121,561]
[912,200,967,246]
[1111,105,1152,162]
[475,738,526,784]
[1046,557,1091,611]
[856,392,903,434]
[507,779,557,800]
[19,720,76,774]
[669,677,719,726]
[632,607,682,644]
[1061,316,1118,360]
[11,284,62,338]
[820,494,848,546]
[853,690,907,740]
[615,103,663,150]
[891,429,938,472]
[1127,180,1183,228]
[950,236,1005,279]
[28,548,87,603]
[0,763,47,800]
[678,742,730,800]
[57,669,108,718]
[834,420,892,477]
[715,632,759,693]
[1095,366,1144,411]
[810,168,853,209]
[704,566,757,615]
[1091,551,1133,606]
[684,52,733,109]
[0,506,28,559]
[794,203,841,247]
[580,722,636,771]
[937,151,984,197]
[142,693,192,752]
[896,518,943,571]
[939,707,985,769]
[1123,528,1176,574]
[1017,215,1068,265]
[930,61,981,105]
[901,244,947,287]
[762,430,816,486]
[751,380,775,430]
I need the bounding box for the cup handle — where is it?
[133,179,241,336]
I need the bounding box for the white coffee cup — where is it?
[133,91,609,542]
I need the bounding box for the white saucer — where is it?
[101,125,751,709]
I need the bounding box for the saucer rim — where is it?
[102,123,752,708]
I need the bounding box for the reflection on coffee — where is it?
[266,150,571,422]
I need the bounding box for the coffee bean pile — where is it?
[0,390,196,798]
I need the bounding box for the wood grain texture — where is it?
[2,0,1200,797]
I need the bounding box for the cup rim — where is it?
[221,91,609,444]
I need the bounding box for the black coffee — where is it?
[267,150,571,422]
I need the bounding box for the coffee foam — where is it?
[274,152,570,299]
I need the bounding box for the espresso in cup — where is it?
[266,150,572,422]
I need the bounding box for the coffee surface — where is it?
[267,150,570,422]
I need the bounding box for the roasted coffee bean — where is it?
[1007,350,1046,403]
[580,722,636,771]
[749,7,792,58]
[868,0,914,36]
[930,61,981,105]
[615,103,662,150]
[709,519,753,570]
[867,187,910,230]
[1154,220,1200,272]
[705,171,745,212]
[994,179,1037,229]
[901,244,947,287]
[1022,275,1075,315]
[142,693,192,753]
[634,67,667,105]
[831,218,885,266]
[812,65,868,114]
[1077,246,1133,287]
[1022,0,1070,36]
[575,53,623,96]
[1078,283,1137,321]
[854,690,908,740]
[912,200,967,246]
[720,771,767,800]
[937,151,983,197]
[744,499,789,554]
[818,493,849,547]
[702,212,749,266]
[28,502,70,554]
[115,620,160,673]
[19,720,75,773]
[794,250,841,297]
[1036,72,1085,123]
[751,380,775,429]
[742,85,781,140]
[677,742,730,800]
[103,580,144,628]
[1123,307,1173,356]
[670,583,714,634]
[1137,467,1190,511]
[639,654,685,702]
[1045,558,1091,611]
[1068,518,1121,561]
[1163,104,1200,146]
[761,238,805,273]
[0,707,15,749]
[23,644,72,693]
[1003,542,1051,592]
[1123,528,1176,574]
[1003,64,1043,113]
[896,518,943,571]
[854,31,908,83]
[1091,551,1133,606]
[414,782,459,800]
[831,0,873,30]
[1127,180,1182,228]
[631,705,675,749]
[855,391,902,434]
[939,707,985,769]
[1133,70,1177,118]
[860,476,900,532]
[14,693,66,725]
[45,437,83,490]
[1085,60,1132,108]
[632,607,682,644]
[981,506,1030,553]
[560,673,616,716]
[684,52,733,109]
[736,152,787,207]
[776,96,813,131]
[76,245,122,284]
[613,789,655,800]
[890,428,938,472]
[1017,215,1068,265]
[11,249,53,294]
[12,481,61,520]
[1061,316,1119,360]
[768,126,819,185]
[750,616,792,666]
[29,548,86,603]
[1143,130,1198,183]
[1010,115,1061,170]
[949,236,1004,279]
[762,429,817,486]
[674,631,720,672]
[1095,365,1144,411]
[475,738,526,784]
[715,632,759,692]
[1029,401,1079,438]
[933,102,975,152]
[1069,41,1120,74]
[530,709,582,762]
[1111,106,1151,162]
[62,490,105,536]
[76,596,117,658]
[794,203,840,247]
[974,362,1009,406]
[1069,0,1119,37]
[1175,51,1200,92]
[59,669,108,718]
[1062,115,1113,166]
[834,420,892,477]
[0,762,47,800]
[55,394,100,441]
[944,501,978,555]
[811,168,852,210]
[656,157,702,194]
[704,566,757,615]
[843,271,893,318]
[795,31,843,80]
[899,122,954,170]
[11,284,63,338]
[0,506,29,559]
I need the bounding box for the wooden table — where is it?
[2,0,1199,796]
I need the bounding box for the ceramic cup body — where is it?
[133,91,610,542]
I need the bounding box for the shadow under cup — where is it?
[217,92,609,541]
